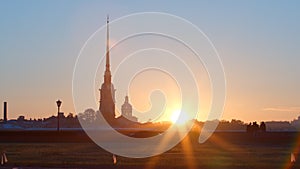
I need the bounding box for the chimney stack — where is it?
[4,102,7,122]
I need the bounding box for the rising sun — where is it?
[170,110,190,125]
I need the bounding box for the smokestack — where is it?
[4,102,7,122]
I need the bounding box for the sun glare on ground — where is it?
[171,110,190,125]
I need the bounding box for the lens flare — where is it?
[171,110,190,125]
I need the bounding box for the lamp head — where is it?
[56,100,62,108]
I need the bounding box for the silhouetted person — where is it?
[247,122,260,136]
[246,122,252,133]
[260,122,266,132]
[252,122,259,135]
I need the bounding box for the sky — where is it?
[0,1,299,123]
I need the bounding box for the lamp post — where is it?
[56,99,62,131]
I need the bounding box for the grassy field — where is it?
[0,132,299,169]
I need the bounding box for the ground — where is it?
[0,132,299,169]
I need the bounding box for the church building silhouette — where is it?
[99,16,138,126]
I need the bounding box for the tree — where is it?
[78,109,97,124]
[67,113,74,118]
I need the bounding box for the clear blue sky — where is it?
[0,1,299,122]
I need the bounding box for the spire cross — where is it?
[105,15,110,72]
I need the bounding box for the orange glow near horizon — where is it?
[171,110,190,125]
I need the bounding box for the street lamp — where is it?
[56,99,62,131]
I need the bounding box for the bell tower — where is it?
[99,15,116,119]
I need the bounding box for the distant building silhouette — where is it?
[291,116,300,129]
[58,112,64,119]
[121,95,137,122]
[266,121,294,131]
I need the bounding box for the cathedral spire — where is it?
[104,15,111,83]
[106,15,110,71]
[100,15,116,120]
